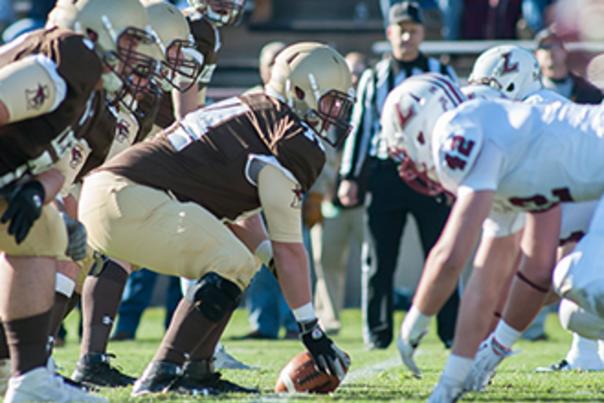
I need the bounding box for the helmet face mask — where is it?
[188,0,245,26]
[142,0,204,93]
[389,146,445,197]
[102,26,160,106]
[310,89,355,148]
[156,39,204,92]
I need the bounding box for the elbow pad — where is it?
[0,54,67,124]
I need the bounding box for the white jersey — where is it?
[523,88,569,105]
[432,99,604,237]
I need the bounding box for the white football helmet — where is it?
[469,45,542,101]
[141,0,204,92]
[266,42,355,148]
[461,83,508,101]
[381,73,466,196]
[188,0,246,26]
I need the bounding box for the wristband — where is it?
[293,302,316,323]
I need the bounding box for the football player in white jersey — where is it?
[469,44,568,105]
[470,44,604,373]
[381,72,604,402]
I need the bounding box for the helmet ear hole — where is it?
[506,82,515,93]
[86,28,98,43]
[294,86,305,101]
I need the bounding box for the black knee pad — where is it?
[185,272,242,322]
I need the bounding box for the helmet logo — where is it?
[417,131,425,145]
[501,52,519,75]
[395,101,416,130]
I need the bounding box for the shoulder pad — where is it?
[53,31,102,93]
[432,120,484,193]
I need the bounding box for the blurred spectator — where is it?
[534,26,603,103]
[2,0,54,42]
[380,0,463,39]
[237,41,298,340]
[111,271,181,340]
[339,1,459,350]
[462,0,522,39]
[314,52,368,335]
[521,0,555,34]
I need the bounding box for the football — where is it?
[274,351,349,394]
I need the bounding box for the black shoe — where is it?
[132,361,183,396]
[72,353,136,387]
[231,330,276,340]
[182,360,259,394]
[58,374,98,392]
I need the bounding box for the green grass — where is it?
[53,308,604,402]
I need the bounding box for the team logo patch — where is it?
[115,119,131,143]
[70,145,84,169]
[291,186,304,209]
[26,84,50,110]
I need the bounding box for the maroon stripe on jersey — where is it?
[409,74,463,107]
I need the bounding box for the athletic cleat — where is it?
[4,367,106,403]
[72,353,136,387]
[397,331,426,378]
[0,358,10,396]
[536,358,604,372]
[464,335,512,392]
[214,343,254,370]
[428,378,464,403]
[131,361,182,397]
[181,360,259,394]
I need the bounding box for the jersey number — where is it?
[509,187,573,212]
[445,135,475,171]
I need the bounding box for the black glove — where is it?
[0,180,45,244]
[299,319,349,380]
[61,213,88,261]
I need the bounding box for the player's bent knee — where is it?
[185,272,242,322]
[559,299,604,340]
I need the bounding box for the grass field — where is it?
[53,308,604,402]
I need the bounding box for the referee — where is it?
[338,1,460,350]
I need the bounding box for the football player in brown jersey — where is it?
[64,0,207,388]
[78,42,354,396]
[0,0,161,401]
[70,0,250,388]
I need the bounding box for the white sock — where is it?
[440,354,473,385]
[401,305,432,341]
[493,321,521,350]
[567,333,599,366]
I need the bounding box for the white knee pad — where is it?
[55,272,75,298]
[559,299,604,340]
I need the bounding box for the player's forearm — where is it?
[452,232,521,358]
[413,242,466,316]
[273,241,312,310]
[35,168,65,204]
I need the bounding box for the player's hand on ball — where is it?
[298,319,349,380]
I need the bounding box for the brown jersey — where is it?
[102,93,326,221]
[155,15,220,129]
[0,27,102,180]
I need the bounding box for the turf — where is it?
[53,308,604,402]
